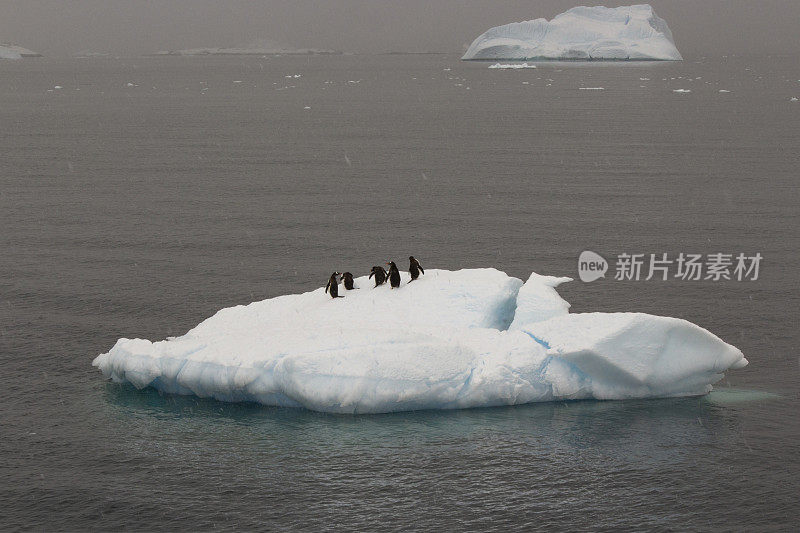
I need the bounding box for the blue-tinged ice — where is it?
[93,268,747,414]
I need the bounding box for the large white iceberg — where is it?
[93,268,746,414]
[462,4,682,61]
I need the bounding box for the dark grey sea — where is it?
[1,54,798,530]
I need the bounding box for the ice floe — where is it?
[94,268,747,414]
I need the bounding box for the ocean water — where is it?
[1,54,798,530]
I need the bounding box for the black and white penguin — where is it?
[386,261,401,289]
[369,266,388,287]
[341,272,357,290]
[408,256,424,282]
[325,272,343,298]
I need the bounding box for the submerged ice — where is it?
[462,4,682,61]
[94,268,747,414]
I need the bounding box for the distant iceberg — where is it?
[152,40,340,56]
[93,268,746,414]
[462,4,682,61]
[0,43,42,59]
[73,51,112,59]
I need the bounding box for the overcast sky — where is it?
[1,1,798,58]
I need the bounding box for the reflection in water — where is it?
[103,383,754,468]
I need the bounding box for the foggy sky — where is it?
[1,1,799,58]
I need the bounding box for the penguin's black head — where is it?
[409,256,414,261]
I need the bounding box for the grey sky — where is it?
[1,1,798,58]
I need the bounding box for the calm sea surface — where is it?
[1,54,798,530]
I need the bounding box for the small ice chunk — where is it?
[488,62,537,69]
[673,89,691,93]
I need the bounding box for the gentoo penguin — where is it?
[325,272,343,298]
[386,261,401,289]
[341,272,357,290]
[408,256,424,282]
[369,266,388,287]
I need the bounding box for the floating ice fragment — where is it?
[719,89,730,93]
[579,87,605,90]
[488,62,537,69]
[673,89,691,93]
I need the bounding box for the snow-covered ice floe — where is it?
[462,4,682,61]
[94,269,747,414]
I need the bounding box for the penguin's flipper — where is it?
[419,266,424,274]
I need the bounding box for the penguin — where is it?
[408,256,424,283]
[325,272,343,298]
[369,266,388,287]
[386,261,401,289]
[341,272,357,290]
